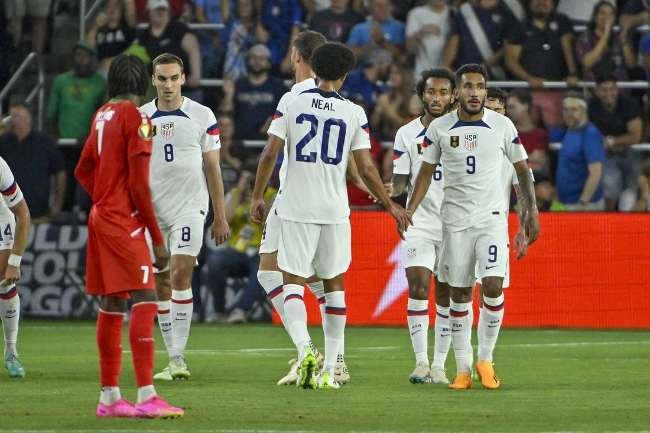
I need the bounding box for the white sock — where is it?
[307,280,326,321]
[156,300,174,358]
[282,284,310,357]
[99,386,121,405]
[478,293,505,362]
[407,298,429,365]
[432,304,451,370]
[0,287,19,357]
[171,288,193,358]
[450,301,473,374]
[324,291,346,373]
[136,384,157,403]
[257,271,286,325]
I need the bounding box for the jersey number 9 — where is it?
[295,114,346,166]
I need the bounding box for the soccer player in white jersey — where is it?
[407,64,539,390]
[140,53,230,380]
[251,42,411,389]
[0,157,31,378]
[390,68,455,385]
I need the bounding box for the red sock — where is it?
[97,309,125,387]
[129,302,157,387]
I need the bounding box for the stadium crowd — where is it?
[1,0,650,321]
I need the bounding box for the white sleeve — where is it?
[422,123,441,165]
[405,10,420,37]
[392,128,411,175]
[350,105,371,151]
[202,108,220,152]
[267,93,290,140]
[504,117,528,163]
[0,158,23,208]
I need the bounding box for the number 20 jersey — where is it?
[140,97,220,228]
[268,88,371,224]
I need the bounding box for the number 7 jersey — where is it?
[268,88,371,224]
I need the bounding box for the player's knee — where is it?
[170,266,193,289]
[434,281,450,306]
[450,287,472,304]
[100,296,127,312]
[481,277,503,298]
[131,290,157,304]
[408,284,428,300]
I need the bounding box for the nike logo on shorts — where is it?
[177,244,191,249]
[485,265,497,270]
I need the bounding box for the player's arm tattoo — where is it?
[513,183,526,227]
[391,174,409,197]
[514,161,537,215]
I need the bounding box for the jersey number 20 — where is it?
[295,114,346,166]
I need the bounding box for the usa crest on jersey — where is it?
[464,133,477,151]
[161,122,174,139]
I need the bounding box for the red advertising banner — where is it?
[283,212,650,329]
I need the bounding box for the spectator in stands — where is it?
[194,0,235,77]
[534,172,566,211]
[222,0,269,81]
[486,87,507,114]
[506,89,550,173]
[576,1,635,81]
[619,0,650,41]
[347,0,405,62]
[444,0,519,80]
[505,0,578,127]
[259,0,304,75]
[138,0,201,93]
[218,113,245,193]
[557,0,606,24]
[405,0,452,78]
[195,0,233,23]
[588,74,643,210]
[638,30,650,80]
[308,0,363,43]
[4,0,50,55]
[205,170,275,323]
[134,0,186,22]
[0,102,66,221]
[220,44,287,140]
[340,49,389,110]
[0,14,15,91]
[370,64,412,140]
[86,0,137,76]
[632,159,650,211]
[551,93,605,210]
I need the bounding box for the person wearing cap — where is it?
[220,44,287,141]
[550,93,605,211]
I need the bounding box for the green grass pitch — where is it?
[1,321,649,432]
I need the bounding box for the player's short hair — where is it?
[415,68,455,98]
[293,30,327,66]
[311,42,356,81]
[152,52,184,73]
[455,63,488,85]
[508,88,533,107]
[107,54,149,98]
[487,87,508,105]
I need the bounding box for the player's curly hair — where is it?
[415,68,456,99]
[107,54,148,98]
[311,42,356,81]
[293,30,326,66]
[455,63,488,85]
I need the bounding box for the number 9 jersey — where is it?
[269,88,371,224]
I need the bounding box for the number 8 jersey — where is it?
[269,88,371,224]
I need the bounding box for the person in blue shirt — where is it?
[347,0,405,61]
[259,0,304,74]
[551,94,605,211]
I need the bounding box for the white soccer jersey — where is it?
[422,109,527,231]
[269,88,371,224]
[0,157,20,219]
[393,117,443,242]
[140,97,220,228]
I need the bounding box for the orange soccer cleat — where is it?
[448,372,472,390]
[476,360,501,389]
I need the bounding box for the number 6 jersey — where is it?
[140,97,220,228]
[268,88,371,225]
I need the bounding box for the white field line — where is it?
[2,430,650,433]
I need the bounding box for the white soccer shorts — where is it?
[475,255,510,288]
[438,218,509,288]
[0,217,15,251]
[259,200,280,254]
[403,235,440,273]
[147,216,205,273]
[277,218,351,280]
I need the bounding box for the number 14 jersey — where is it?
[268,88,370,224]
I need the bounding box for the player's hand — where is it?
[4,265,20,286]
[388,202,412,240]
[152,244,170,271]
[514,229,528,259]
[524,209,540,245]
[250,197,266,224]
[211,219,231,245]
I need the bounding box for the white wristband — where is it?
[7,254,21,267]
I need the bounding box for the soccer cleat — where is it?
[476,360,501,389]
[298,347,317,389]
[169,356,191,380]
[135,395,184,419]
[153,364,173,381]
[430,367,449,384]
[316,371,340,389]
[315,351,324,369]
[409,361,431,384]
[96,399,138,418]
[4,354,25,378]
[333,360,350,384]
[277,358,300,386]
[448,372,473,389]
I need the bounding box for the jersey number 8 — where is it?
[295,114,346,166]
[164,143,174,162]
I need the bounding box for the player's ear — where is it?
[181,73,186,85]
[151,74,155,86]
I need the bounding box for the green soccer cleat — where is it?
[298,348,317,389]
[316,371,340,390]
[153,364,173,381]
[5,354,25,378]
[169,356,191,380]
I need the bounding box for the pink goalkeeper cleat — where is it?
[96,399,138,418]
[135,395,184,419]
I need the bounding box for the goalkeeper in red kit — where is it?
[75,54,183,419]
